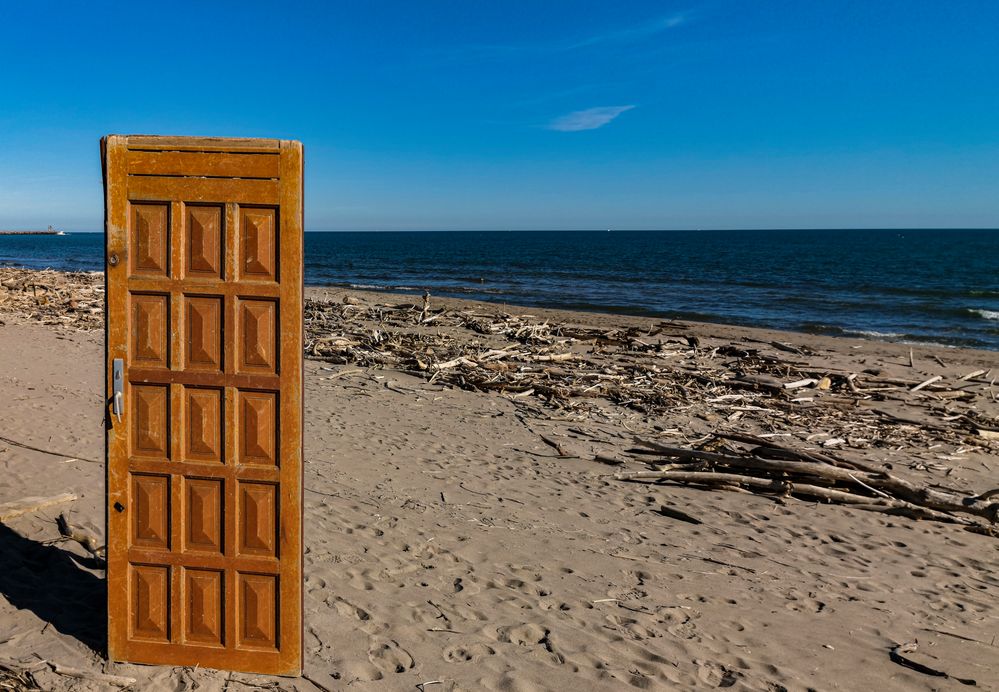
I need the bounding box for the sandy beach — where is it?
[0,269,996,691]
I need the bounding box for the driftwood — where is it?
[0,268,103,331]
[47,663,136,687]
[624,443,999,522]
[56,513,105,563]
[0,658,135,690]
[615,435,999,529]
[299,290,997,534]
[911,375,943,392]
[298,292,999,463]
[0,657,42,691]
[618,470,980,525]
[0,493,77,522]
[889,642,976,686]
[655,505,702,524]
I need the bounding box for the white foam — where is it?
[969,308,999,321]
[844,329,904,339]
[350,283,419,292]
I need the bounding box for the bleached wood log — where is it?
[535,353,579,362]
[48,662,136,687]
[911,375,943,392]
[783,378,818,389]
[432,356,478,370]
[958,369,986,381]
[0,493,77,522]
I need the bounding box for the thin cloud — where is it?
[565,13,688,50]
[447,12,690,60]
[548,105,636,132]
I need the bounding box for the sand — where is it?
[0,281,996,691]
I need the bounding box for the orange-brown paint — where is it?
[103,135,303,675]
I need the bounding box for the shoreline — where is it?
[311,283,999,359]
[310,278,999,352]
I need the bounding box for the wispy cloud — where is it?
[548,105,636,132]
[564,13,688,51]
[447,12,690,60]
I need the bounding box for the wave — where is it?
[349,283,419,292]
[842,329,905,339]
[306,280,515,297]
[969,308,999,321]
[797,322,978,348]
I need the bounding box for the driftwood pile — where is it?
[0,268,103,331]
[2,270,992,454]
[305,293,716,414]
[304,292,999,531]
[615,432,999,531]
[304,292,998,447]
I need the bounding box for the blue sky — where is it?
[1,0,997,231]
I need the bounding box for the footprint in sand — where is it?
[605,614,661,641]
[695,660,740,688]
[495,624,564,664]
[496,623,548,646]
[367,639,415,674]
[305,575,327,593]
[329,596,370,621]
[783,589,826,613]
[443,642,496,662]
[342,661,385,682]
[539,600,571,611]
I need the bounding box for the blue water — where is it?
[3,230,998,350]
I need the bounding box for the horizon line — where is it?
[47,226,999,234]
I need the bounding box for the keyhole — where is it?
[114,501,125,513]
[108,253,119,267]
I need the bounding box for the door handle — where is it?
[112,358,124,423]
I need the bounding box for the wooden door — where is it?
[102,135,303,676]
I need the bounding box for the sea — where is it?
[2,229,997,351]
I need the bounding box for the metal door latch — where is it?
[112,358,124,423]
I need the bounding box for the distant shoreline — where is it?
[9,227,999,234]
[0,230,64,236]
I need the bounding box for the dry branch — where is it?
[617,470,979,525]
[56,513,105,563]
[615,433,999,528]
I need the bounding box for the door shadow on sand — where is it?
[0,523,106,654]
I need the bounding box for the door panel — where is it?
[103,135,303,675]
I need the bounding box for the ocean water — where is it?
[2,229,998,350]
